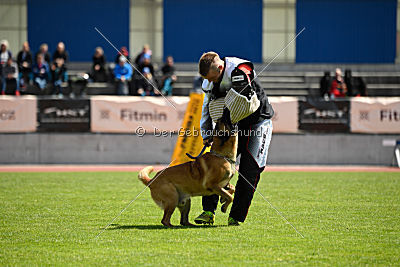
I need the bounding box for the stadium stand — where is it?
[31,62,400,98]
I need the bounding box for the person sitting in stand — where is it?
[329,68,348,98]
[137,53,155,76]
[51,42,69,97]
[91,47,107,82]
[1,57,20,95]
[32,54,50,94]
[113,56,133,95]
[137,67,159,96]
[17,41,33,89]
[160,55,177,96]
[344,69,367,97]
[51,58,68,97]
[0,40,12,67]
[134,44,152,66]
[319,71,331,99]
[115,46,130,64]
[35,43,51,65]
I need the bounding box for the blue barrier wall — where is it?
[27,0,129,62]
[163,0,262,63]
[296,0,397,63]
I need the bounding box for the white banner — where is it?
[269,97,298,133]
[0,96,37,132]
[91,96,189,133]
[351,97,400,133]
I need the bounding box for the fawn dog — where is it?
[138,116,237,227]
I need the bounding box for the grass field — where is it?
[1,171,399,265]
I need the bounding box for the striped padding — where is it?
[225,89,260,123]
[209,97,225,122]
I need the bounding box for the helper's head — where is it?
[198,52,223,82]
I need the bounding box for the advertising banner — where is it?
[37,99,90,132]
[351,97,400,133]
[91,96,189,133]
[0,96,37,132]
[170,93,207,166]
[269,97,298,133]
[298,99,350,132]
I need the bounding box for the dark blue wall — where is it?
[163,0,262,63]
[296,0,397,63]
[27,0,129,62]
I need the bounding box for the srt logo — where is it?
[43,107,88,117]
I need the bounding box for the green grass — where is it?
[1,171,399,266]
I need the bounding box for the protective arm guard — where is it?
[225,63,260,123]
[230,63,255,100]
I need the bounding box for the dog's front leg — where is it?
[220,183,235,204]
[178,198,193,226]
[212,186,233,213]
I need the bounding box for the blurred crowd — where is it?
[320,68,367,99]
[0,40,177,97]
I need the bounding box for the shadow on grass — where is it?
[107,223,228,230]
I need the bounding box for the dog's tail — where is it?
[138,166,154,186]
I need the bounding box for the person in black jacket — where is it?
[35,43,51,65]
[17,41,33,88]
[160,56,177,95]
[319,71,331,99]
[91,47,107,82]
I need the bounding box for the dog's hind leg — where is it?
[157,183,179,227]
[178,198,193,226]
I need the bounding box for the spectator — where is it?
[52,42,69,67]
[160,55,177,96]
[319,71,331,99]
[51,57,68,97]
[113,56,133,95]
[32,54,50,94]
[115,46,130,64]
[138,53,155,76]
[35,43,51,64]
[329,68,348,98]
[134,44,152,66]
[17,41,33,88]
[344,69,367,97]
[1,57,20,95]
[0,40,12,67]
[91,47,107,82]
[137,67,159,96]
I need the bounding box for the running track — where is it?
[0,165,399,172]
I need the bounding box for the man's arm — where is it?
[200,92,213,143]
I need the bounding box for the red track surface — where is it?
[0,165,399,172]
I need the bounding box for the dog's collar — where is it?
[210,150,236,165]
